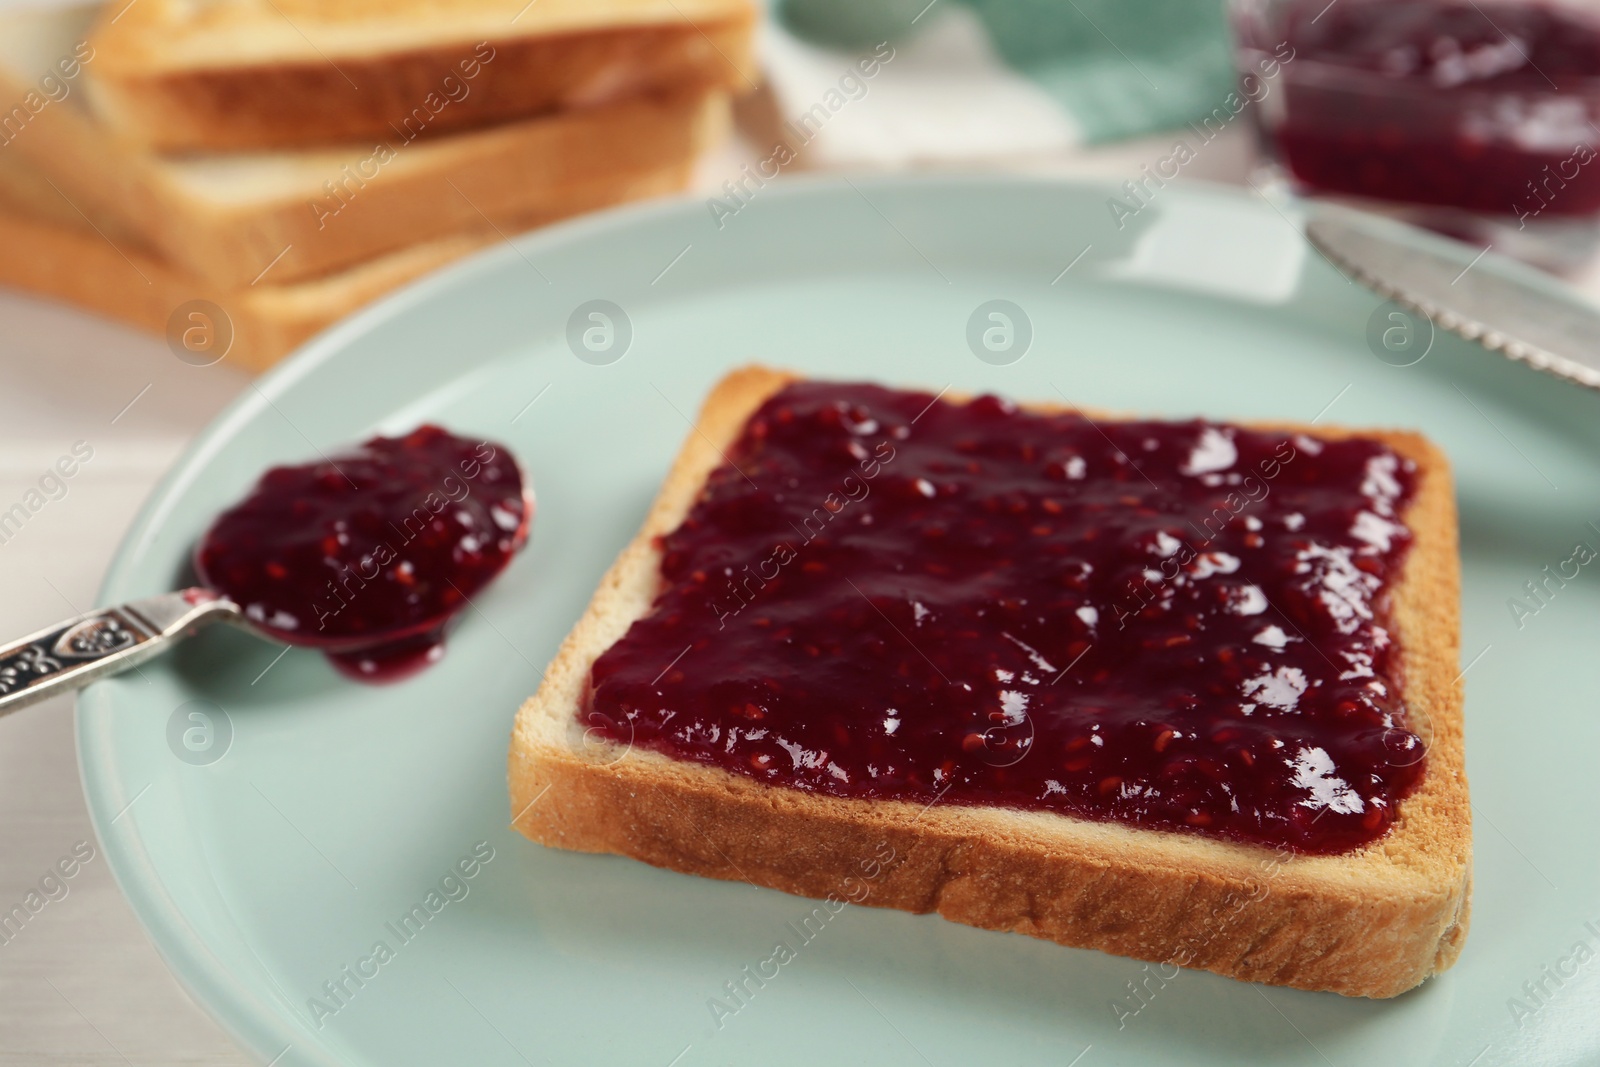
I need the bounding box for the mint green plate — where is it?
[80,177,1600,1066]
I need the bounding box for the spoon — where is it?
[0,590,257,716]
[0,425,529,717]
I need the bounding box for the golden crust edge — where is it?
[84,11,758,151]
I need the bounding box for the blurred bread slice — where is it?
[0,151,487,371]
[0,4,729,288]
[85,0,757,151]
[0,146,685,372]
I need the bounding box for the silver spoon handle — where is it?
[0,589,241,718]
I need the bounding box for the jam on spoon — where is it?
[196,425,530,682]
[0,425,528,716]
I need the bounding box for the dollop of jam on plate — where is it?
[196,425,528,682]
[584,382,1425,854]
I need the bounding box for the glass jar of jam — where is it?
[1231,0,1600,265]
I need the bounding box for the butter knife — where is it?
[1306,211,1600,392]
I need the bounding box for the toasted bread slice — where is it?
[0,146,684,372]
[0,158,486,372]
[510,365,1471,999]
[0,4,728,287]
[84,0,757,151]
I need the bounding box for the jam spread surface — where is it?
[196,425,528,682]
[585,382,1424,853]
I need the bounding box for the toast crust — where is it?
[0,47,726,288]
[86,5,756,151]
[509,366,1470,999]
[0,194,488,373]
[0,139,702,371]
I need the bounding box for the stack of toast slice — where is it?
[0,0,754,369]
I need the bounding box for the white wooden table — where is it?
[0,299,253,1065]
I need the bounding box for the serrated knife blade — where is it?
[1305,213,1600,392]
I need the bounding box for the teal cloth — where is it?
[776,0,1237,144]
